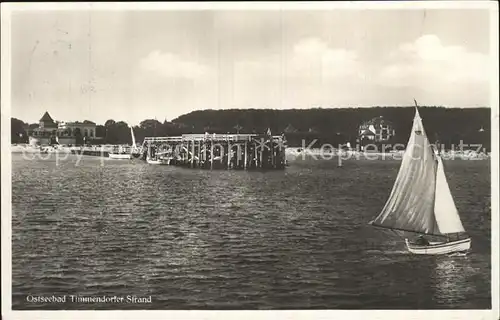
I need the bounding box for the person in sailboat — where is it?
[414,235,430,246]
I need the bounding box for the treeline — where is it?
[172,107,491,150]
[11,106,491,150]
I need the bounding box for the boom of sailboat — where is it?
[368,100,471,255]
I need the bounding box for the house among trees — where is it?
[27,111,98,146]
[358,116,396,143]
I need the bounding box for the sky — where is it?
[10,9,492,125]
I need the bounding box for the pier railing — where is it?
[143,133,284,143]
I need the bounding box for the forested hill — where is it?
[12,106,491,149]
[173,106,491,148]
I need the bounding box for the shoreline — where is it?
[10,144,490,161]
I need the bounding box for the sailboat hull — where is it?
[109,153,132,160]
[405,238,471,255]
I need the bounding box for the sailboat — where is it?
[369,100,471,255]
[108,126,139,159]
[130,127,142,158]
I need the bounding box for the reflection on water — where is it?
[432,255,486,308]
[11,154,491,309]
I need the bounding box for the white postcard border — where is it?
[1,2,498,320]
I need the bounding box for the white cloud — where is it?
[139,50,212,80]
[227,38,362,108]
[380,34,489,87]
[233,37,361,82]
[290,38,360,79]
[135,36,489,111]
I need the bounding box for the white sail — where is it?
[130,127,136,146]
[433,156,466,234]
[370,107,441,235]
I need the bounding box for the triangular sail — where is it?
[130,127,136,146]
[433,156,465,234]
[370,107,441,235]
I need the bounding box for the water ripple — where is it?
[11,154,491,309]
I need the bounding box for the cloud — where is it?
[379,34,489,87]
[226,38,363,108]
[290,38,360,79]
[233,37,360,81]
[135,35,488,112]
[139,50,212,80]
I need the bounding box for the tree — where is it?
[96,125,106,139]
[11,118,27,143]
[139,119,162,138]
[74,128,83,146]
[104,119,116,127]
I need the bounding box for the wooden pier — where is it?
[141,133,287,170]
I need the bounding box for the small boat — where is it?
[146,156,171,165]
[369,100,471,255]
[109,152,132,160]
[109,144,132,159]
[146,150,172,165]
[146,145,172,165]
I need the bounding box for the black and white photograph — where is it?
[1,2,499,320]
